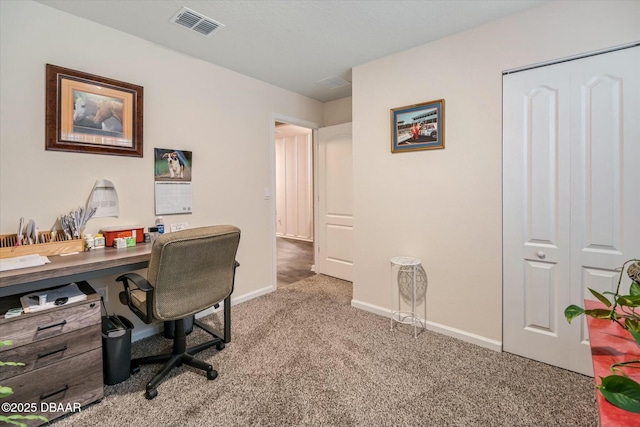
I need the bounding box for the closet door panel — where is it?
[570,46,640,350]
[503,62,572,366]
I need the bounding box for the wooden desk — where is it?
[0,244,152,424]
[0,244,152,298]
[585,300,640,427]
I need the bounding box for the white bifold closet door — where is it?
[503,46,640,376]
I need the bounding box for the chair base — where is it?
[130,318,225,399]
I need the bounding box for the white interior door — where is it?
[317,122,353,281]
[503,46,640,375]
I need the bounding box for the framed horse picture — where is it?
[45,64,144,157]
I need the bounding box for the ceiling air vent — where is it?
[315,76,351,89]
[171,7,224,37]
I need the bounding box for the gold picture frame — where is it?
[391,99,444,153]
[45,64,144,157]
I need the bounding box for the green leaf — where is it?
[589,288,612,307]
[617,295,640,308]
[0,385,13,398]
[630,282,640,296]
[629,327,640,346]
[0,361,25,367]
[0,414,49,427]
[597,375,640,414]
[565,305,585,323]
[584,308,614,319]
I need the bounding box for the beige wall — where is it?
[0,1,323,335]
[323,97,352,126]
[352,0,640,344]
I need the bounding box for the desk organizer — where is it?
[0,231,84,259]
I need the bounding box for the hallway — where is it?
[277,237,314,286]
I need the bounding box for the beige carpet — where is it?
[52,274,597,426]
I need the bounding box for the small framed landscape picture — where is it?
[391,99,444,153]
[45,64,144,157]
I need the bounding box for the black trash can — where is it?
[102,315,134,385]
[163,314,195,339]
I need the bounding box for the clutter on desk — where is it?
[19,283,87,313]
[155,217,165,234]
[60,206,97,240]
[101,226,144,247]
[0,254,50,272]
[4,307,23,318]
[113,237,136,248]
[94,233,106,248]
[0,204,98,259]
[0,229,83,259]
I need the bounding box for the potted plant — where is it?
[565,259,640,414]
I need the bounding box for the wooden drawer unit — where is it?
[0,281,103,425]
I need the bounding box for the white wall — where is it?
[275,125,313,241]
[352,0,640,345]
[0,1,323,336]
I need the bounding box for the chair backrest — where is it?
[147,225,240,321]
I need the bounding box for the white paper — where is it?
[0,254,49,272]
[20,283,87,313]
[155,181,193,215]
[87,179,119,218]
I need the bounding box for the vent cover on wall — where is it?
[171,7,224,37]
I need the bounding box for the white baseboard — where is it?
[131,284,276,342]
[350,299,502,352]
[131,323,162,342]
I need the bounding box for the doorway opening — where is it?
[274,121,316,286]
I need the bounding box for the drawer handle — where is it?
[37,345,68,359]
[40,385,69,400]
[37,320,67,332]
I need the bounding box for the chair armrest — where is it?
[116,273,154,324]
[116,273,153,291]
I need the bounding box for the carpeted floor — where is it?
[52,274,597,427]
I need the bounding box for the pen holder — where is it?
[0,231,84,259]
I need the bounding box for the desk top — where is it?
[0,244,152,297]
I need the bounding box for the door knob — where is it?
[536,251,546,259]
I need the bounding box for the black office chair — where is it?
[116,225,240,399]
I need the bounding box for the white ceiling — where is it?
[35,0,546,103]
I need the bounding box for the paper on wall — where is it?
[87,179,119,218]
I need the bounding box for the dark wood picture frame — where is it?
[45,64,144,157]
[391,99,444,153]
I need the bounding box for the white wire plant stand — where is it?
[390,256,428,338]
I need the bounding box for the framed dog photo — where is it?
[391,99,444,153]
[45,64,144,157]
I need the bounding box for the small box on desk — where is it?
[0,231,84,259]
[101,226,144,247]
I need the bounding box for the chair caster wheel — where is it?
[145,389,158,400]
[216,342,225,351]
[131,363,141,375]
[207,369,218,380]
